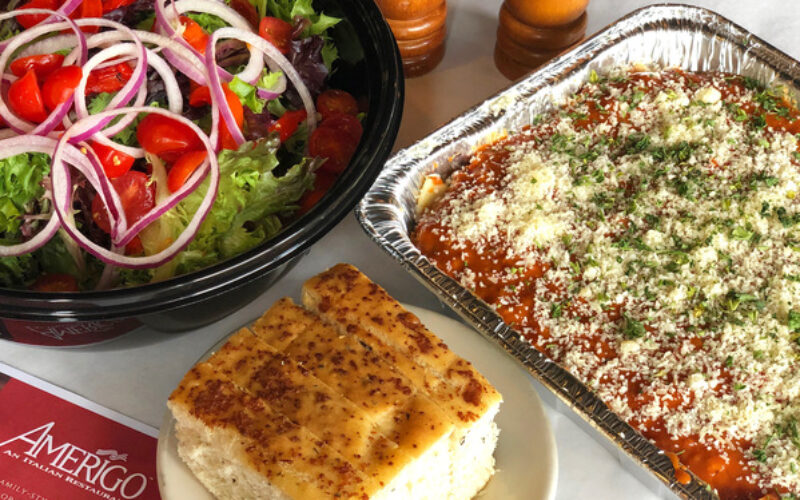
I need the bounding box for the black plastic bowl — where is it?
[0,0,404,346]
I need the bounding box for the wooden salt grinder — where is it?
[375,0,447,77]
[495,0,589,80]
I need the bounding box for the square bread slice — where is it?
[167,363,377,500]
[205,328,453,500]
[302,264,503,500]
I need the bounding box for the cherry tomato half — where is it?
[258,16,293,55]
[124,235,144,256]
[16,0,58,29]
[316,89,359,120]
[32,273,79,292]
[41,65,82,111]
[188,84,243,150]
[309,125,359,174]
[91,171,156,233]
[168,150,207,193]
[268,109,307,143]
[298,170,336,214]
[91,141,135,179]
[86,62,133,95]
[9,53,65,79]
[188,85,211,108]
[320,112,363,143]
[136,113,204,162]
[228,0,259,30]
[188,85,244,126]
[179,16,209,54]
[8,69,48,123]
[70,0,102,33]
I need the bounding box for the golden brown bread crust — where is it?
[302,263,503,425]
[250,300,454,455]
[167,362,373,499]
[204,328,415,488]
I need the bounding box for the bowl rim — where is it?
[0,0,404,321]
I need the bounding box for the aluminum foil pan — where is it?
[356,4,800,499]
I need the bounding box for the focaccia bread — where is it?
[168,265,502,499]
[301,264,503,500]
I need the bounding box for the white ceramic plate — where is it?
[157,304,558,500]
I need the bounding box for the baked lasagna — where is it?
[414,67,800,499]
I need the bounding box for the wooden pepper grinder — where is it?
[375,0,447,77]
[494,0,589,80]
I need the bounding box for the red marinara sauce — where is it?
[414,69,800,499]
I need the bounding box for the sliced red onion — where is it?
[48,0,81,26]
[0,13,88,65]
[0,0,81,52]
[205,37,246,147]
[68,44,146,143]
[17,33,78,59]
[77,29,207,83]
[95,256,120,291]
[212,28,318,133]
[0,136,62,257]
[256,69,287,100]
[80,143,127,240]
[97,78,148,138]
[32,95,75,137]
[62,28,194,155]
[70,23,147,139]
[155,0,262,84]
[82,46,183,157]
[257,88,280,100]
[140,49,183,114]
[51,107,220,269]
[159,41,208,85]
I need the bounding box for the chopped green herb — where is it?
[621,313,646,339]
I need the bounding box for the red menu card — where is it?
[0,363,161,500]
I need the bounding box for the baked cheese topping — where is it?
[414,67,800,498]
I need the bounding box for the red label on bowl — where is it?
[0,367,160,500]
[0,318,141,347]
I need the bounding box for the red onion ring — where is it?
[205,37,246,147]
[155,0,263,84]
[257,88,281,100]
[80,143,127,240]
[0,0,81,52]
[51,107,220,269]
[211,28,318,133]
[69,20,147,143]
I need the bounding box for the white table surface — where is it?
[2,1,799,499]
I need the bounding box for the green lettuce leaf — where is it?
[129,137,316,285]
[0,19,19,43]
[186,12,228,33]
[0,251,34,288]
[321,41,338,72]
[0,152,92,289]
[87,93,143,146]
[87,92,115,115]
[0,152,50,237]
[228,76,268,114]
[264,0,340,37]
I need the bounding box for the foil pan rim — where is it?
[358,4,800,499]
